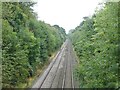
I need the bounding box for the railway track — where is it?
[31,39,79,89]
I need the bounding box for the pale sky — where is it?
[33,0,103,33]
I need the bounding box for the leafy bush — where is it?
[69,2,119,88]
[2,2,66,88]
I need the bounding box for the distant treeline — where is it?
[2,2,66,88]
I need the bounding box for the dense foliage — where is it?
[2,2,66,88]
[69,2,119,88]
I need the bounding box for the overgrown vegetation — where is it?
[69,2,119,88]
[2,2,66,88]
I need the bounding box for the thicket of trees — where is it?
[2,2,66,88]
[69,2,119,88]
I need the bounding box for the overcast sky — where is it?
[33,0,103,33]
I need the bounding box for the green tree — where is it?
[69,2,119,88]
[2,2,66,88]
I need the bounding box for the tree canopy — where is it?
[69,2,119,88]
[2,2,66,88]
